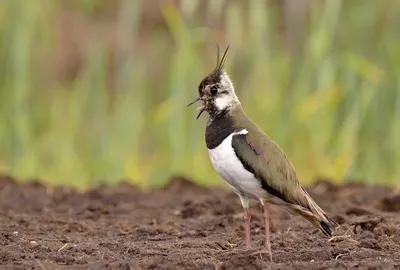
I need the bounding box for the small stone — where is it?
[172,210,181,216]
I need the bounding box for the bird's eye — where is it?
[210,85,218,95]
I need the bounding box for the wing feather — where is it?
[231,132,306,206]
[230,107,339,235]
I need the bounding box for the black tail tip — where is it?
[320,221,332,237]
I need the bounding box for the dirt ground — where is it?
[0,176,399,270]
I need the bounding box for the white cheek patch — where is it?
[214,94,233,110]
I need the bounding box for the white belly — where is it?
[208,129,267,200]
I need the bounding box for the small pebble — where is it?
[30,241,37,245]
[172,210,181,216]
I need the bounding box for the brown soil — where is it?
[0,176,399,270]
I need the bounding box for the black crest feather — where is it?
[198,45,230,93]
[215,44,230,71]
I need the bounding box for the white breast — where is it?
[208,129,267,200]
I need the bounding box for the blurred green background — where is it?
[0,0,399,189]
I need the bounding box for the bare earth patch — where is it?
[0,176,399,269]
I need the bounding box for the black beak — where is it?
[187,97,205,120]
[187,97,200,107]
[196,107,205,120]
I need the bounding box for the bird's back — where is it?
[230,105,339,235]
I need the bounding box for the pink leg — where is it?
[251,202,273,262]
[263,203,272,262]
[244,208,252,250]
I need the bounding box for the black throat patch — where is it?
[205,110,236,149]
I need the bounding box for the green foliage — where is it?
[0,0,399,189]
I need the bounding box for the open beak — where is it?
[187,97,200,107]
[187,97,206,120]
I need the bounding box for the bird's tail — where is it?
[287,187,339,237]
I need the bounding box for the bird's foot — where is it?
[251,249,273,262]
[245,244,252,251]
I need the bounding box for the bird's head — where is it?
[188,45,239,119]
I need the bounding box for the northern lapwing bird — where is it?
[188,46,339,261]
